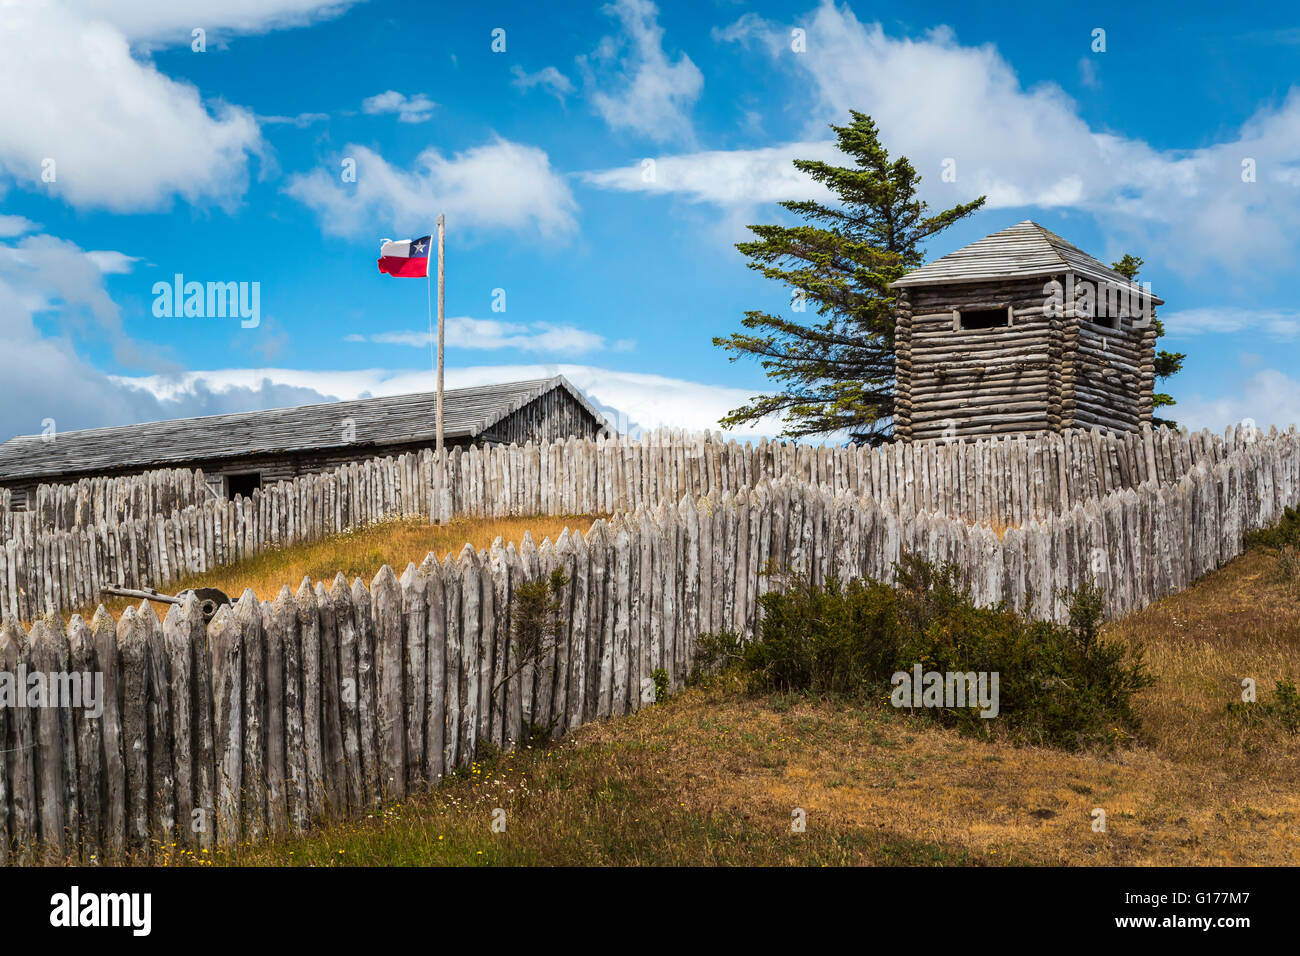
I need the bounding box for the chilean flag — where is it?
[377,235,431,278]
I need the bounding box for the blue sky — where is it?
[2,0,1299,442]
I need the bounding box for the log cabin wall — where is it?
[892,221,1163,442]
[1065,284,1152,434]
[1137,313,1158,424]
[896,275,1156,441]
[896,276,1066,441]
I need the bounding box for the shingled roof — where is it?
[891,221,1163,304]
[0,375,603,482]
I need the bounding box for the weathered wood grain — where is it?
[400,562,427,786]
[424,555,446,782]
[116,606,149,853]
[351,577,380,807]
[296,577,325,822]
[371,565,406,802]
[162,600,194,848]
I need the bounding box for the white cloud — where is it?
[285,139,578,239]
[84,250,141,275]
[1175,369,1300,434]
[361,90,436,124]
[0,230,338,441]
[580,0,703,144]
[0,215,38,238]
[113,363,784,440]
[584,140,838,203]
[0,234,155,367]
[1162,308,1300,340]
[62,0,360,46]
[260,111,331,128]
[348,318,614,355]
[0,0,265,212]
[588,0,1300,280]
[511,65,575,101]
[1078,57,1100,89]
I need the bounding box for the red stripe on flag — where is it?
[378,256,428,278]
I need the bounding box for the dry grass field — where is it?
[169,542,1300,868]
[80,514,596,622]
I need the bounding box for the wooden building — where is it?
[0,375,605,507]
[891,221,1163,441]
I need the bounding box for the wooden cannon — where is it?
[99,584,233,623]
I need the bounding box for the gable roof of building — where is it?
[890,220,1164,304]
[0,375,604,482]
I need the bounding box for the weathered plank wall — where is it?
[1,428,1297,860]
[1,424,1289,619]
[894,276,1155,440]
[896,278,1066,440]
[480,387,605,446]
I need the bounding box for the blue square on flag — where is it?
[378,235,432,277]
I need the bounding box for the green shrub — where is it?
[1276,545,1300,596]
[691,630,746,681]
[1275,680,1300,734]
[1228,678,1300,736]
[500,569,569,746]
[694,553,1154,750]
[1245,506,1300,549]
[650,667,670,704]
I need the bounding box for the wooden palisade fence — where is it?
[1,426,1298,859]
[1,424,1288,619]
[6,425,1268,535]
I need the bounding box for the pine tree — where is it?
[713,112,985,444]
[1110,254,1184,428]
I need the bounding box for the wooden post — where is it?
[236,590,266,844]
[350,577,381,808]
[296,578,326,823]
[208,604,242,849]
[371,565,406,803]
[69,614,102,860]
[400,563,427,787]
[424,555,447,783]
[330,574,362,815]
[314,581,346,818]
[277,587,308,834]
[162,601,194,849]
[29,619,66,855]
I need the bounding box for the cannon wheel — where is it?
[178,587,233,623]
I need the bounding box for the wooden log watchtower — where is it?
[891,221,1163,441]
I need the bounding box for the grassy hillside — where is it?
[83,514,595,621]
[166,543,1300,868]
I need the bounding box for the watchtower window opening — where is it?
[1086,284,1128,330]
[1084,299,1121,331]
[1085,296,1121,330]
[958,308,1009,331]
[225,472,262,501]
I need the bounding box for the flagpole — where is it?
[435,214,446,455]
[424,232,437,452]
